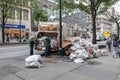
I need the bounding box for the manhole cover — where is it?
[87,61,101,65]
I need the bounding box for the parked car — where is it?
[97,39,107,48]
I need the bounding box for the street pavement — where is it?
[0,44,45,59]
[0,39,28,46]
[0,49,120,80]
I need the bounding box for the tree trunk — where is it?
[2,20,5,44]
[90,0,97,44]
[116,22,119,39]
[2,7,5,44]
[92,14,97,44]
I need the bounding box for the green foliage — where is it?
[33,5,48,22]
[98,0,119,14]
[0,0,31,22]
[30,0,48,23]
[0,0,16,22]
[60,0,119,15]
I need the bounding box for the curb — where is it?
[0,43,29,46]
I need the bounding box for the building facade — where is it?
[0,1,31,40]
[96,15,113,33]
[39,0,58,21]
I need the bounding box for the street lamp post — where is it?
[19,2,22,43]
[58,0,63,56]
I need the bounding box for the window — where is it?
[23,9,28,20]
[9,8,15,19]
[16,8,22,19]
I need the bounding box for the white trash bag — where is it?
[25,55,42,68]
[73,58,84,63]
[69,53,77,60]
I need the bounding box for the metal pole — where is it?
[19,2,22,43]
[30,7,33,34]
[58,0,63,56]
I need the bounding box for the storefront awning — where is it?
[0,24,25,29]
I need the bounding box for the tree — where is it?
[31,0,48,27]
[0,0,16,43]
[105,7,120,38]
[60,0,119,44]
[32,4,48,26]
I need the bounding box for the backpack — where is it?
[113,41,118,47]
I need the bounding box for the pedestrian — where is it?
[22,36,26,43]
[6,34,10,43]
[45,36,51,57]
[29,38,34,55]
[106,37,112,52]
[112,38,119,58]
[16,34,19,42]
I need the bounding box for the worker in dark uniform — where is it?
[45,36,51,57]
[29,38,34,55]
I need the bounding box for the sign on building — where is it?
[103,32,110,37]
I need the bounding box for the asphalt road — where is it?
[0,44,45,59]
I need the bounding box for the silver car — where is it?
[97,40,107,48]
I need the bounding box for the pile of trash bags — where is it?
[68,37,107,63]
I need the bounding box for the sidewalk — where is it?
[1,52,120,80]
[0,39,28,46]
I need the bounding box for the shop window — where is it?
[23,9,28,20]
